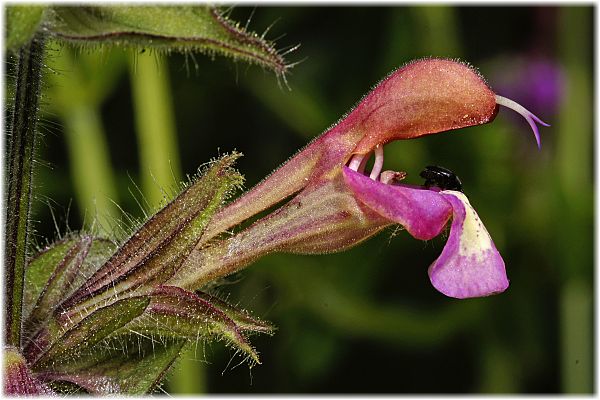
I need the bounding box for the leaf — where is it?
[6,5,46,51]
[46,5,291,77]
[61,153,243,317]
[23,235,115,340]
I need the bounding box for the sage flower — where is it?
[169,58,548,299]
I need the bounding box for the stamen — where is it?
[357,152,370,174]
[348,154,365,171]
[495,95,550,149]
[369,145,384,180]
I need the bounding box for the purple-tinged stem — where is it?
[5,36,45,347]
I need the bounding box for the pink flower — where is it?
[170,58,548,299]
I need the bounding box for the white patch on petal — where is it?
[443,190,493,259]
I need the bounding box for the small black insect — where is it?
[419,165,463,192]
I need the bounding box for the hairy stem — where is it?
[4,36,45,347]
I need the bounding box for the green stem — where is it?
[4,36,45,347]
[557,7,593,393]
[411,6,461,57]
[560,280,592,393]
[477,331,518,393]
[168,344,207,394]
[62,104,120,235]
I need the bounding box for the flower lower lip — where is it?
[343,165,509,299]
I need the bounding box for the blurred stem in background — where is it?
[411,6,460,57]
[128,52,204,394]
[129,52,181,205]
[62,106,118,233]
[557,7,593,393]
[47,47,121,236]
[244,76,329,140]
[477,334,519,393]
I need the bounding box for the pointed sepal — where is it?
[62,153,243,315]
[132,285,269,364]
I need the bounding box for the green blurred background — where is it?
[30,5,592,394]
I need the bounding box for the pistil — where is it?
[495,94,550,149]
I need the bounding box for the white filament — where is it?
[369,145,384,180]
[348,154,365,171]
[357,152,370,174]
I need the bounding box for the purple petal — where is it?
[343,166,452,240]
[428,191,509,299]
